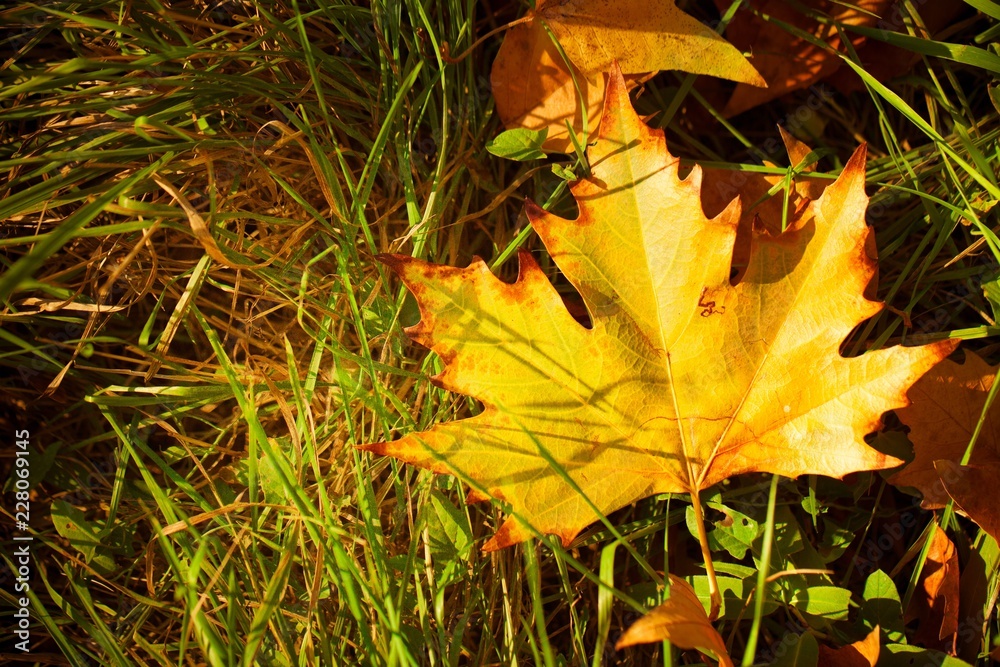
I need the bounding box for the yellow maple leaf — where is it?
[366,67,956,552]
[491,0,765,152]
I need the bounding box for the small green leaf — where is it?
[160,445,190,465]
[881,644,973,666]
[770,505,807,560]
[759,507,830,589]
[770,632,819,667]
[686,502,761,559]
[257,456,285,505]
[713,562,758,579]
[817,519,855,564]
[551,163,577,181]
[970,191,998,214]
[689,574,779,620]
[486,128,549,161]
[51,500,100,547]
[423,490,473,563]
[387,554,409,573]
[800,496,824,519]
[689,575,740,618]
[105,520,136,556]
[215,481,238,505]
[791,585,853,620]
[51,500,115,573]
[715,505,761,560]
[862,570,905,643]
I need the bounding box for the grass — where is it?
[0,0,998,665]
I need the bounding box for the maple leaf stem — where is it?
[441,16,534,64]
[688,488,722,621]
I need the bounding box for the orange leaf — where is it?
[714,0,890,117]
[934,460,1000,543]
[889,352,1000,509]
[491,0,763,152]
[616,575,734,667]
[817,625,881,667]
[907,526,960,652]
[366,66,956,552]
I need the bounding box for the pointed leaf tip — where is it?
[846,143,869,173]
[482,518,531,552]
[603,61,631,121]
[934,460,1000,542]
[825,143,869,200]
[817,624,880,667]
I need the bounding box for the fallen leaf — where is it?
[934,460,1000,543]
[817,625,881,667]
[539,0,764,84]
[616,575,734,666]
[713,0,890,117]
[490,17,606,153]
[906,526,960,651]
[492,0,764,152]
[487,127,550,162]
[889,351,1000,508]
[366,66,956,551]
